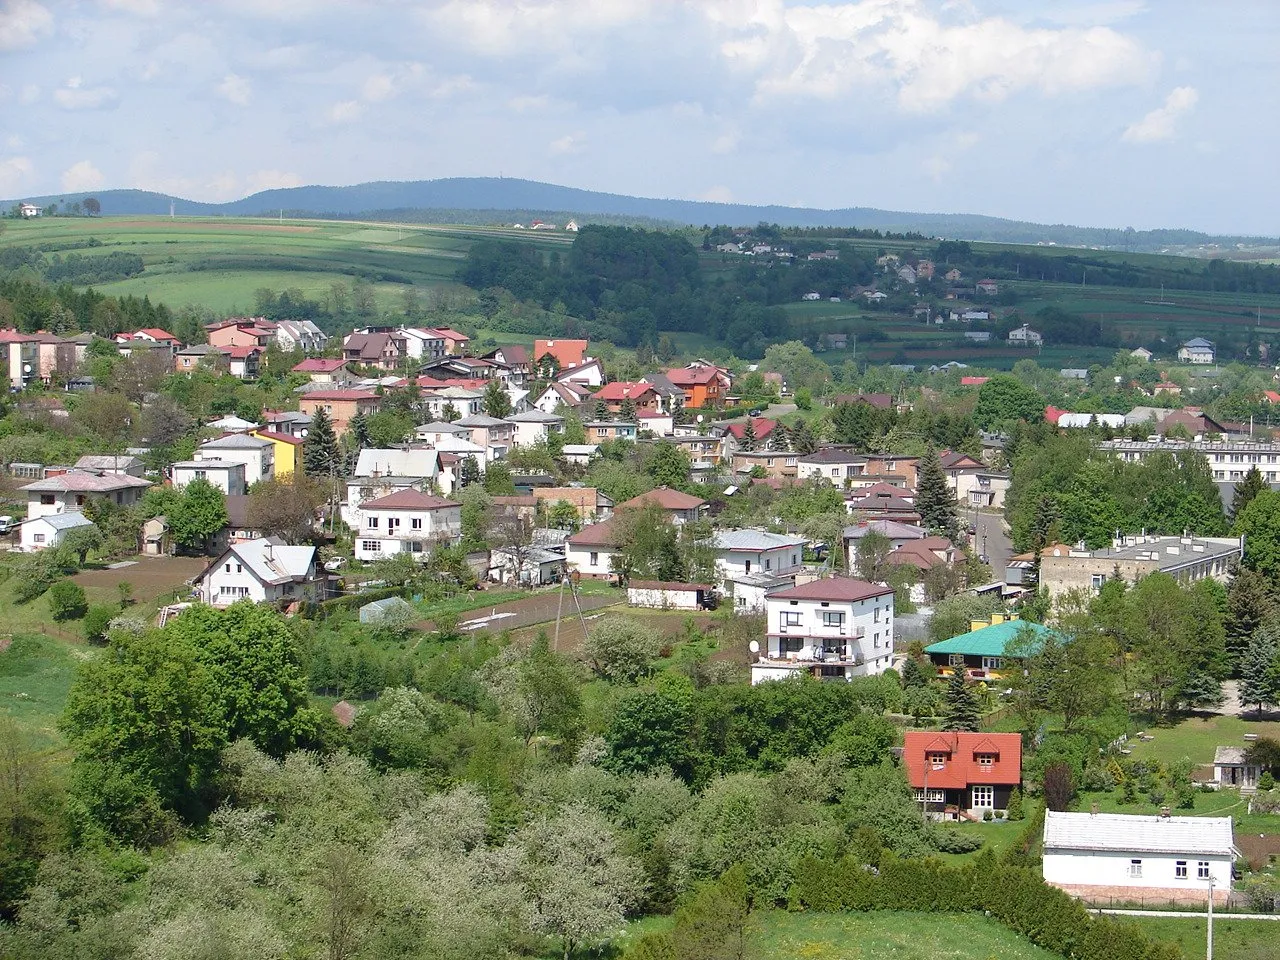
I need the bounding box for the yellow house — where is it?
[251,429,305,478]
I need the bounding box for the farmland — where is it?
[4,215,1280,369]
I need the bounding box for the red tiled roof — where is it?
[726,417,777,441]
[851,482,913,499]
[960,376,990,386]
[770,576,893,603]
[292,357,347,372]
[252,430,304,445]
[535,338,589,369]
[619,488,706,511]
[301,389,378,401]
[902,731,1022,790]
[429,327,470,342]
[1265,390,1280,404]
[567,517,620,547]
[665,365,720,386]
[136,328,178,341]
[361,489,460,510]
[593,381,657,402]
[226,345,262,359]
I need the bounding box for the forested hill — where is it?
[7,177,1277,251]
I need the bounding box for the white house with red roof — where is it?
[124,328,181,355]
[751,575,895,683]
[292,357,349,384]
[556,357,604,388]
[353,488,462,562]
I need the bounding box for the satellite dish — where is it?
[696,414,704,423]
[748,640,760,654]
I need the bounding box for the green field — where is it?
[1117,915,1280,960]
[1127,713,1280,767]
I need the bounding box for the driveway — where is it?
[969,509,1012,575]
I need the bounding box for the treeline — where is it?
[0,276,193,339]
[1005,428,1227,551]
[0,245,145,285]
[459,226,796,356]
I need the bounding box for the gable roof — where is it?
[354,448,439,478]
[1043,811,1235,857]
[534,338,588,369]
[725,417,777,441]
[799,447,866,464]
[292,357,347,373]
[199,433,274,451]
[843,519,927,541]
[33,511,95,531]
[902,731,1022,789]
[74,454,144,472]
[21,471,151,493]
[567,517,621,548]
[771,576,893,603]
[710,529,807,551]
[593,381,657,402]
[222,538,317,585]
[665,365,721,386]
[361,488,460,511]
[619,488,706,511]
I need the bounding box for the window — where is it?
[225,563,231,573]
[1090,574,1105,591]
[411,518,422,530]
[982,657,1003,670]
[40,494,55,505]
[764,558,772,571]
[928,753,946,770]
[913,788,945,803]
[744,560,752,574]
[235,563,242,574]
[971,785,994,808]
[360,540,380,552]
[1129,860,1143,878]
[388,518,400,531]
[32,533,44,543]
[589,552,599,566]
[1175,861,1188,879]
[781,611,803,628]
[1197,862,1210,880]
[949,653,965,667]
[822,611,845,629]
[780,636,803,654]
[195,470,206,479]
[367,517,379,529]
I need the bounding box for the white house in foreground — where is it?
[751,576,895,684]
[20,511,95,552]
[353,489,462,562]
[193,538,325,608]
[1042,810,1236,905]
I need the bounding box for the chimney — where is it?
[1159,806,1171,819]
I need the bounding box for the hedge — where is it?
[784,851,1180,960]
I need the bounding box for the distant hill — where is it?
[7,177,1277,251]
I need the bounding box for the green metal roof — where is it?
[925,620,1055,658]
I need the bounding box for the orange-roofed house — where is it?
[131,328,182,355]
[208,319,275,350]
[903,731,1023,819]
[592,381,660,412]
[666,364,728,408]
[1265,390,1280,405]
[617,487,706,524]
[292,357,349,385]
[428,328,471,356]
[960,376,990,387]
[535,338,589,373]
[298,390,380,436]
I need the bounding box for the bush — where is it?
[1006,787,1024,821]
[1260,772,1276,791]
[931,829,984,853]
[82,604,116,644]
[47,581,88,621]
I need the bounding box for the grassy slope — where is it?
[1116,915,1279,960]
[5,216,1280,369]
[1126,713,1280,768]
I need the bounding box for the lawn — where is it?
[1126,713,1280,767]
[1114,915,1280,960]
[745,909,1066,960]
[0,632,82,750]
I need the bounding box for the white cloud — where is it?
[61,160,105,192]
[362,73,397,102]
[245,169,303,193]
[711,130,739,155]
[1122,86,1198,143]
[327,99,361,123]
[217,73,252,106]
[20,84,39,104]
[100,0,162,15]
[0,155,33,194]
[549,132,586,155]
[53,78,118,111]
[0,0,53,51]
[509,94,550,112]
[432,0,651,57]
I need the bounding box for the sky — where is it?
[1,0,1277,234]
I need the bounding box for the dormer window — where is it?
[928,752,946,770]
[976,754,995,768]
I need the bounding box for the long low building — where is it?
[1034,535,1242,598]
[1101,437,1280,507]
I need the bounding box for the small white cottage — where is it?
[1213,746,1261,792]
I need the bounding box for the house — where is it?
[731,450,798,479]
[18,202,42,218]
[507,409,564,447]
[172,459,248,496]
[975,279,998,295]
[174,344,227,375]
[592,381,661,413]
[586,421,638,442]
[250,430,304,478]
[1008,324,1042,346]
[483,345,531,382]
[353,489,462,561]
[1178,337,1215,365]
[556,358,604,388]
[20,511,95,552]
[617,488,706,525]
[636,409,675,436]
[915,259,935,280]
[207,319,275,350]
[861,290,888,302]
[904,731,1022,819]
[561,444,599,466]
[262,410,312,439]
[73,454,146,477]
[1212,746,1261,792]
[1153,380,1181,397]
[750,576,895,684]
[272,319,328,353]
[208,414,258,434]
[565,518,623,578]
[193,537,326,608]
[454,414,516,461]
[961,375,990,386]
[842,520,928,565]
[125,328,182,355]
[897,265,917,284]
[291,357,349,384]
[419,385,484,421]
[925,615,1054,680]
[195,434,275,484]
[533,381,592,414]
[490,545,566,587]
[141,515,171,556]
[345,449,441,524]
[298,389,380,436]
[797,448,867,484]
[708,529,806,585]
[343,330,404,371]
[226,346,262,380]
[964,331,992,343]
[1037,534,1242,599]
[531,338,587,373]
[962,469,1011,509]
[666,364,728,408]
[224,494,264,544]
[725,417,778,448]
[944,268,962,282]
[428,327,470,356]
[1130,347,1154,362]
[0,330,76,390]
[421,355,507,381]
[627,581,714,610]
[1042,811,1236,904]
[672,434,728,473]
[531,486,611,523]
[1060,368,1089,381]
[20,470,151,521]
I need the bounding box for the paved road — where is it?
[969,509,1013,576]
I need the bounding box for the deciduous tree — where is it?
[246,476,323,544]
[168,478,228,551]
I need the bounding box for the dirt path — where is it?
[71,556,207,604]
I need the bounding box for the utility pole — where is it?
[1206,875,1214,960]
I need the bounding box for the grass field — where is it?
[1127,713,1280,767]
[0,632,80,749]
[1116,914,1280,960]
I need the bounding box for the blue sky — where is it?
[1,0,1277,233]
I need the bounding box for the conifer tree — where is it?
[1229,465,1267,521]
[483,379,512,419]
[941,671,981,732]
[1239,628,1279,715]
[739,418,757,452]
[303,407,339,478]
[619,398,637,422]
[916,447,958,540]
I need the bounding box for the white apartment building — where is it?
[171,459,248,496]
[507,409,564,447]
[195,434,275,484]
[796,448,867,484]
[353,489,462,561]
[751,576,895,684]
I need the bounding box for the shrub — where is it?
[1042,762,1076,812]
[931,829,984,853]
[47,581,88,621]
[1080,763,1115,792]
[1175,784,1196,809]
[82,604,116,644]
[1006,787,1024,821]
[1260,772,1276,791]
